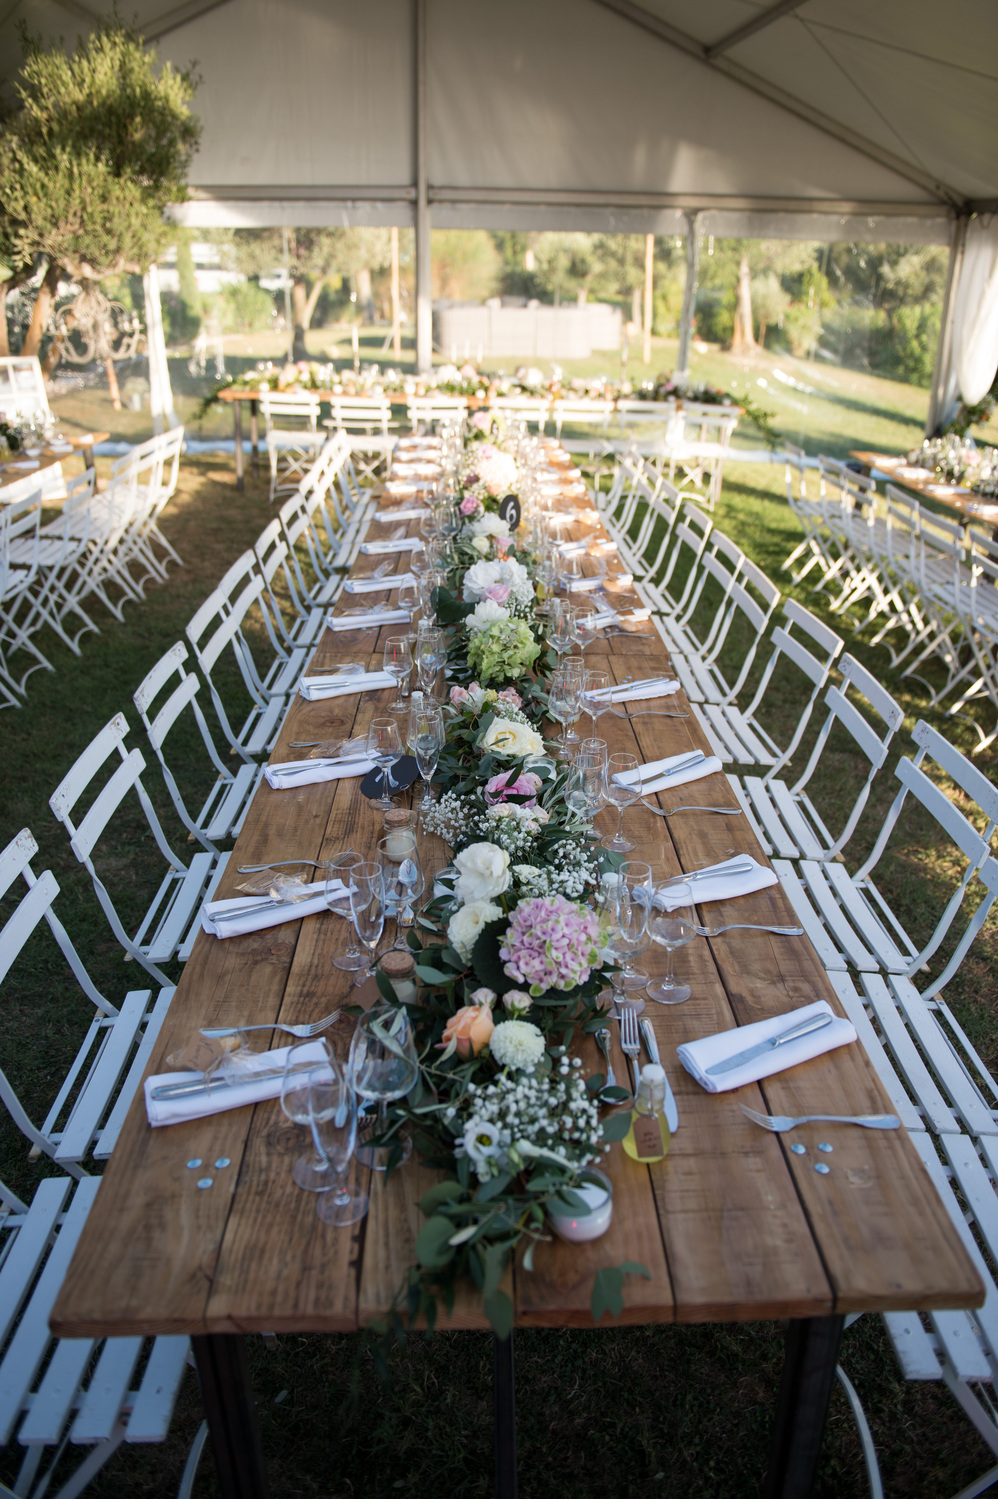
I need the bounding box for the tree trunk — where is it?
[758,321,768,351]
[0,285,8,356]
[630,285,642,328]
[731,252,757,356]
[42,337,63,377]
[105,358,122,409]
[21,262,61,357]
[290,276,310,361]
[356,266,374,322]
[575,287,587,306]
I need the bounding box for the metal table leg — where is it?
[762,1314,844,1499]
[250,397,260,476]
[233,400,244,493]
[493,1331,518,1499]
[192,1334,269,1499]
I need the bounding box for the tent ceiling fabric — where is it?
[0,0,995,235]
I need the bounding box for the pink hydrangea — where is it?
[484,770,541,807]
[499,895,602,995]
[484,583,511,604]
[460,496,483,516]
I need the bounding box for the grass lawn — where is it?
[1,360,996,1494]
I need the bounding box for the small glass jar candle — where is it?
[547,1168,614,1243]
[383,807,414,858]
[380,950,418,1004]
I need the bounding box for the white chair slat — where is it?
[797,862,880,970]
[824,972,925,1133]
[0,1179,71,1347]
[18,1336,96,1443]
[887,977,998,1137]
[771,860,849,971]
[859,974,961,1135]
[124,1336,190,1443]
[70,1336,144,1444]
[54,989,149,1164]
[881,1310,942,1379]
[927,1310,992,1382]
[96,986,175,1160]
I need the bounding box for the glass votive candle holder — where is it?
[380,949,418,1004]
[383,807,414,858]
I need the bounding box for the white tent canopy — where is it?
[2,0,996,404]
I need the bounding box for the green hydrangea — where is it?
[466,618,540,684]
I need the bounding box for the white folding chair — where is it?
[261,392,324,502]
[0,1173,192,1498]
[109,426,185,581]
[253,518,326,650]
[325,395,395,483]
[9,471,100,657]
[0,827,175,1169]
[638,500,714,623]
[184,568,289,760]
[0,490,52,701]
[133,643,267,849]
[669,558,781,711]
[406,395,468,433]
[492,396,550,432]
[48,714,228,979]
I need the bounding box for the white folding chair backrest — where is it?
[710,559,781,700]
[253,516,317,645]
[261,391,321,432]
[492,396,550,431]
[406,395,468,433]
[0,355,50,421]
[328,395,391,436]
[655,500,713,614]
[551,398,614,440]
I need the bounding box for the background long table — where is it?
[51,480,982,1497]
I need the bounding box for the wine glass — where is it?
[548,668,581,757]
[573,605,603,657]
[376,831,425,951]
[367,717,402,811]
[603,752,641,852]
[417,627,446,700]
[647,881,697,1005]
[325,849,367,973]
[397,576,419,635]
[536,548,559,613]
[281,1038,339,1191]
[565,751,606,839]
[545,606,575,660]
[348,860,386,982]
[561,552,584,594]
[603,861,654,1003]
[383,635,412,715]
[582,670,611,738]
[350,1002,420,1170]
[412,702,445,807]
[311,1064,369,1227]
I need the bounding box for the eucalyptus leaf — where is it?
[601,1110,633,1143]
[484,1289,514,1341]
[415,1215,456,1269]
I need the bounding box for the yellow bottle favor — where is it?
[623,1063,671,1163]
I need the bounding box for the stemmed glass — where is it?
[412,702,445,807]
[561,552,584,594]
[376,830,425,951]
[603,752,641,852]
[581,670,611,738]
[281,1038,339,1191]
[545,604,575,660]
[347,860,386,982]
[548,668,581,757]
[311,1064,369,1226]
[350,1002,420,1170]
[647,881,697,1005]
[573,605,603,657]
[417,626,446,700]
[383,635,412,715]
[536,548,559,613]
[565,750,606,839]
[397,576,419,634]
[325,849,367,973]
[367,717,402,811]
[603,860,654,1003]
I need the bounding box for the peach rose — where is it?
[440,1004,495,1058]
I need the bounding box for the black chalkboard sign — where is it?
[360,754,419,800]
[499,493,521,531]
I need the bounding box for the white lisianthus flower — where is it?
[454,842,511,902]
[466,598,510,634]
[503,989,533,1015]
[470,513,510,539]
[471,535,491,554]
[447,899,503,962]
[490,1020,546,1071]
[462,1118,501,1164]
[481,718,545,759]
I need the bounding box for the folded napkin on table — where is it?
[343,573,416,594]
[653,853,777,909]
[374,505,428,521]
[299,669,394,701]
[361,538,424,555]
[201,878,349,939]
[326,607,411,630]
[567,577,603,593]
[579,607,619,628]
[145,1037,330,1126]
[677,1000,857,1095]
[265,756,375,789]
[384,480,433,495]
[591,677,681,706]
[558,536,596,554]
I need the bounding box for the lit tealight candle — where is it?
[548,1175,613,1243]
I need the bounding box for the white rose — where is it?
[481,718,545,758]
[454,842,511,902]
[472,535,491,554]
[466,598,510,634]
[447,899,503,961]
[471,513,510,539]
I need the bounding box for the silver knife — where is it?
[639,1019,679,1134]
[705,1013,835,1077]
[663,858,755,885]
[151,1067,288,1101]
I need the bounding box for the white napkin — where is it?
[326,608,411,630]
[361,538,424,555]
[677,1000,857,1095]
[580,608,619,628]
[654,854,777,910]
[343,573,416,594]
[264,757,375,789]
[11,460,39,470]
[145,1038,329,1126]
[567,577,603,593]
[592,677,680,705]
[384,480,433,495]
[298,669,395,701]
[559,536,596,554]
[201,879,347,939]
[375,505,428,521]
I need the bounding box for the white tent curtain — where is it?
[143,263,179,434]
[949,216,998,409]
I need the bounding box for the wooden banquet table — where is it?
[0,430,108,492]
[51,471,981,1499]
[850,449,998,527]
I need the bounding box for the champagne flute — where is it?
[417,627,445,700]
[348,861,386,984]
[350,1002,420,1170]
[281,1038,338,1191]
[367,717,401,811]
[311,1065,369,1227]
[383,635,412,715]
[602,861,654,1004]
[376,831,425,951]
[647,881,697,1005]
[582,669,611,738]
[412,702,445,807]
[548,668,581,757]
[603,752,641,852]
[325,849,367,973]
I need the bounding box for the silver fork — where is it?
[200,1011,339,1040]
[698,923,803,937]
[740,1104,900,1132]
[612,709,690,719]
[237,859,326,873]
[615,1003,642,1092]
[642,802,742,817]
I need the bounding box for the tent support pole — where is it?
[926,214,969,437]
[414,0,431,375]
[676,211,701,380]
[642,232,654,364]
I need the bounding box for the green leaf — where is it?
[590,1266,624,1323]
[483,1242,508,1300]
[448,1220,483,1247]
[414,964,453,984]
[484,1289,514,1341]
[600,1086,631,1106]
[374,968,397,1004]
[601,1110,633,1142]
[469,920,511,993]
[475,1171,512,1203]
[415,1215,457,1269]
[618,1262,652,1280]
[419,1180,464,1215]
[522,1240,536,1273]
